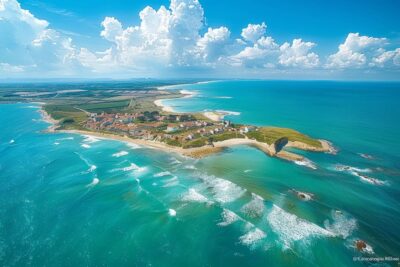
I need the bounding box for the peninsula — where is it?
[0,83,334,162]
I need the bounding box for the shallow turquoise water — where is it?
[1,81,400,266]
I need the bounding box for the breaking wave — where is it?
[82,135,101,143]
[240,193,265,218]
[57,137,74,141]
[218,209,242,227]
[324,210,357,239]
[168,209,177,217]
[88,165,97,173]
[333,164,386,185]
[126,143,140,149]
[112,151,129,158]
[87,178,99,187]
[267,205,334,248]
[181,188,212,204]
[215,110,241,116]
[153,171,171,177]
[294,159,317,170]
[196,173,246,203]
[239,228,267,248]
[163,176,179,187]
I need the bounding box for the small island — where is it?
[0,83,333,162]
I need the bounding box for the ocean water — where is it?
[1,81,399,266]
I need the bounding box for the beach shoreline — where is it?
[38,104,333,163]
[153,89,198,113]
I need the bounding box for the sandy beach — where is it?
[39,105,332,163]
[38,107,60,132]
[154,99,175,112]
[153,89,199,113]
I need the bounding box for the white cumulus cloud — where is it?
[241,22,267,43]
[279,39,319,68]
[0,0,81,76]
[326,33,388,68]
[0,0,399,78]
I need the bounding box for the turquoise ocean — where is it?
[1,81,399,266]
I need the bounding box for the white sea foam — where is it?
[346,238,374,254]
[240,193,265,218]
[81,144,91,148]
[54,142,60,145]
[334,164,385,185]
[168,209,177,216]
[126,143,140,149]
[87,178,99,187]
[57,137,74,141]
[181,188,212,204]
[239,228,267,247]
[180,90,198,97]
[215,110,241,116]
[358,174,386,186]
[324,210,357,239]
[153,171,171,177]
[9,139,15,144]
[88,165,97,172]
[183,165,197,170]
[170,158,182,165]
[82,135,101,143]
[243,169,252,173]
[163,176,179,187]
[122,163,146,173]
[112,151,129,158]
[294,159,317,170]
[218,209,241,226]
[267,205,334,248]
[358,153,374,160]
[196,173,246,203]
[334,164,371,173]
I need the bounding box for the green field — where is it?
[246,127,322,148]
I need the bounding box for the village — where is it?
[84,111,257,148]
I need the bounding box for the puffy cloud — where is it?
[100,17,123,42]
[327,33,388,68]
[90,0,205,70]
[230,37,279,68]
[0,0,80,75]
[0,0,398,78]
[196,27,231,62]
[241,22,267,43]
[279,39,319,68]
[371,48,400,68]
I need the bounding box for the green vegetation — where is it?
[165,138,182,147]
[182,137,208,148]
[213,132,245,142]
[76,100,130,113]
[246,127,322,148]
[44,105,86,130]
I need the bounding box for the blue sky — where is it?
[1,0,400,80]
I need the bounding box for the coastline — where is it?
[38,107,60,132]
[38,104,333,163]
[153,89,198,113]
[156,80,218,90]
